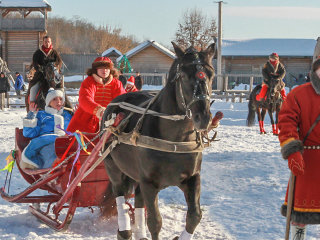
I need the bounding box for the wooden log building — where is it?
[118,40,176,74]
[0,0,51,77]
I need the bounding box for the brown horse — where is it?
[25,62,72,111]
[101,42,216,240]
[247,78,284,135]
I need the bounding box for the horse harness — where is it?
[105,52,215,154]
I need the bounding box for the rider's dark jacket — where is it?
[28,47,63,105]
[32,48,62,72]
[262,61,286,88]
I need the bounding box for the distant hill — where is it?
[47,16,138,54]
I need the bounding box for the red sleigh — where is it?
[0,114,124,231]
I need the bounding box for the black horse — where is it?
[25,62,72,111]
[247,78,284,134]
[101,42,216,240]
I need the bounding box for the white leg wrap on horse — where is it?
[116,196,131,231]
[291,224,306,240]
[179,229,193,240]
[134,208,147,239]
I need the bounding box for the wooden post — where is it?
[6,92,9,108]
[162,73,166,86]
[224,75,228,92]
[285,173,296,240]
[215,1,224,91]
[0,93,4,110]
[231,93,235,103]
[249,76,254,93]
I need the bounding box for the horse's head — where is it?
[171,41,216,131]
[267,78,282,99]
[43,62,63,88]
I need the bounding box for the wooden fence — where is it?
[0,92,80,110]
[0,91,248,110]
[0,74,274,109]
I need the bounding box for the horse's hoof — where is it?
[117,230,132,240]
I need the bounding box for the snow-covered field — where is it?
[1,91,320,239]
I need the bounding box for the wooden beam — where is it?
[2,10,10,18]
[24,11,32,18]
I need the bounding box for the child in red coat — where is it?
[67,57,126,133]
[125,76,138,93]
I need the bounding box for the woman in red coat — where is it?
[67,57,126,133]
[278,59,320,239]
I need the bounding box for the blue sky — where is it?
[48,0,320,47]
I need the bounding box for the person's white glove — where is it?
[95,107,106,119]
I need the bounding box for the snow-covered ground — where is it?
[1,88,320,239]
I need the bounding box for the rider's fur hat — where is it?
[46,88,65,107]
[269,52,279,60]
[92,57,113,70]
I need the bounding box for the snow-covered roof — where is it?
[0,0,51,8]
[117,40,176,62]
[222,38,316,57]
[101,47,122,57]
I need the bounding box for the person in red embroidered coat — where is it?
[125,76,138,93]
[67,57,126,133]
[278,59,320,238]
[256,53,286,101]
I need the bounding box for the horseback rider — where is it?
[28,35,63,109]
[278,59,320,240]
[66,57,126,133]
[256,53,287,101]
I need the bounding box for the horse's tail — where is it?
[247,89,257,127]
[100,181,117,219]
[100,156,135,219]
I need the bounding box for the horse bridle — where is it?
[173,52,212,118]
[43,62,63,85]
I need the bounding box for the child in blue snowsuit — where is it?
[21,88,72,169]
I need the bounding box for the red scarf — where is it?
[269,59,278,68]
[42,45,53,55]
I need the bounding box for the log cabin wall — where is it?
[0,31,40,74]
[128,46,174,73]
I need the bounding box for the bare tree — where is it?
[175,8,217,50]
[47,16,138,54]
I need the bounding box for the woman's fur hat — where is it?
[92,57,113,70]
[86,57,119,78]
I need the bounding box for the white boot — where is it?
[134,208,147,239]
[291,224,306,240]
